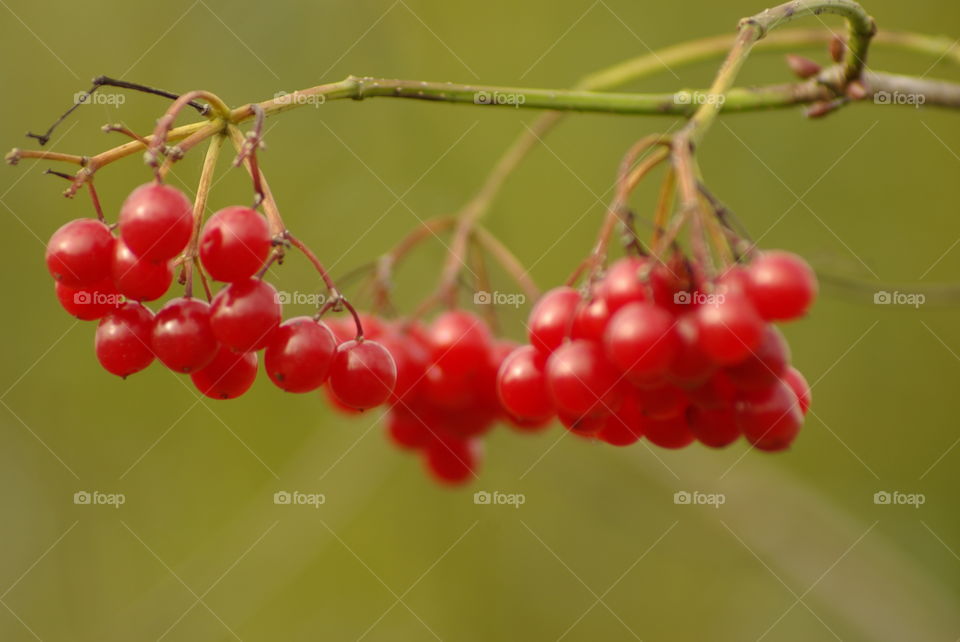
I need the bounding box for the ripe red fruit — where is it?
[190,346,258,399]
[427,310,492,377]
[111,241,173,302]
[736,380,803,451]
[635,383,687,420]
[545,340,623,418]
[376,327,429,405]
[596,395,644,446]
[329,340,397,410]
[45,218,114,287]
[597,256,648,313]
[782,366,811,415]
[725,325,790,390]
[118,182,193,261]
[387,408,432,449]
[264,317,337,393]
[746,251,818,321]
[54,279,121,320]
[423,437,480,485]
[687,406,740,448]
[666,314,715,386]
[571,294,610,342]
[557,410,607,436]
[151,297,218,373]
[694,294,764,364]
[643,415,695,449]
[496,345,553,422]
[604,302,679,382]
[199,206,272,282]
[95,301,155,377]
[528,287,580,354]
[210,278,282,351]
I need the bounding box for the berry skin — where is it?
[782,366,811,415]
[387,408,432,450]
[694,294,764,365]
[427,310,492,377]
[635,383,687,420]
[199,206,272,282]
[571,295,610,343]
[209,278,282,352]
[496,345,554,422]
[329,340,397,410]
[111,241,173,302]
[687,406,740,448]
[597,256,648,313]
[55,279,121,320]
[604,302,679,382]
[423,436,480,485]
[95,301,155,377]
[746,251,818,321]
[190,346,258,400]
[596,395,644,446]
[666,314,715,386]
[528,287,580,354]
[736,380,803,451]
[264,317,337,393]
[643,415,696,449]
[557,411,607,436]
[151,297,218,373]
[545,340,624,418]
[725,325,790,390]
[45,218,114,287]
[118,182,193,261]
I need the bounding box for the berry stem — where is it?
[181,134,224,299]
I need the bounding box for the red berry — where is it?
[694,293,764,364]
[387,408,432,450]
[45,218,114,287]
[528,287,580,354]
[557,411,607,436]
[55,279,121,320]
[329,340,397,410]
[736,380,803,451]
[598,257,648,313]
[643,415,695,449]
[782,366,811,415]
[726,325,790,390]
[264,317,337,393]
[151,297,218,373]
[746,251,817,321]
[427,310,492,377]
[199,206,271,282]
[210,278,282,352]
[604,302,679,382]
[423,436,480,485]
[118,183,193,261]
[666,314,715,386]
[571,294,610,343]
[545,340,623,417]
[596,395,644,446]
[365,326,427,405]
[190,346,258,399]
[687,406,740,448]
[496,345,554,422]
[111,240,173,302]
[635,382,687,420]
[95,301,155,377]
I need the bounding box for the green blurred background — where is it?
[1,0,959,640]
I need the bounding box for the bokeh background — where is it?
[1,0,959,640]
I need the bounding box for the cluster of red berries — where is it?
[44,179,817,486]
[45,182,398,408]
[497,252,815,453]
